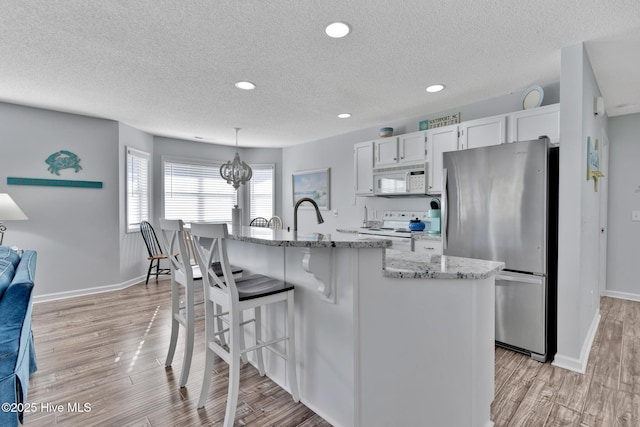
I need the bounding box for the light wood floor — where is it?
[492,296,640,426]
[24,279,640,426]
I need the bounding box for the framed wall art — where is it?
[292,168,330,210]
[587,136,604,191]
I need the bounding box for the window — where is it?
[126,147,150,232]
[164,159,237,223]
[250,164,275,220]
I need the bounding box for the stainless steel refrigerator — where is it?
[442,138,558,362]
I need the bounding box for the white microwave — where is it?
[373,163,428,196]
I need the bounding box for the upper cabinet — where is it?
[355,104,560,197]
[374,137,398,167]
[354,141,374,195]
[459,114,507,150]
[398,131,427,164]
[426,124,459,194]
[374,131,426,167]
[508,103,560,144]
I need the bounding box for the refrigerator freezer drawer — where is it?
[495,272,546,358]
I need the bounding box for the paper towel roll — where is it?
[232,207,241,233]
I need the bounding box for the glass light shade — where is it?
[0,194,28,220]
[220,152,253,189]
[219,128,253,190]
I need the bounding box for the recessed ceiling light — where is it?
[338,113,351,119]
[235,81,256,90]
[426,84,445,93]
[325,22,350,38]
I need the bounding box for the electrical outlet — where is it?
[632,211,640,222]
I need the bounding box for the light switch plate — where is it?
[632,211,640,222]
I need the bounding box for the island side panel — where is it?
[226,240,357,427]
[356,249,495,427]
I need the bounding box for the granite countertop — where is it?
[226,227,502,279]
[336,227,442,241]
[383,249,504,280]
[411,233,442,241]
[227,226,392,249]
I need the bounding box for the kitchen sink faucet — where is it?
[293,197,324,232]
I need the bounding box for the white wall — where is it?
[606,113,640,299]
[118,123,154,282]
[281,83,560,232]
[241,147,284,220]
[152,136,283,226]
[0,102,121,298]
[554,43,607,372]
[0,105,283,298]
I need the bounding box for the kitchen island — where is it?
[225,227,503,427]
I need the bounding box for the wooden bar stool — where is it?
[190,222,299,427]
[159,219,243,387]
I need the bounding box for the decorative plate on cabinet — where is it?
[520,85,544,110]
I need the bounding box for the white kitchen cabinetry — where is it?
[374,137,398,167]
[354,141,374,195]
[426,124,459,194]
[398,131,427,163]
[414,238,443,256]
[374,131,426,167]
[459,114,507,150]
[508,103,560,144]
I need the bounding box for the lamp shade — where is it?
[0,194,28,220]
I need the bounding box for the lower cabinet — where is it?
[413,238,443,255]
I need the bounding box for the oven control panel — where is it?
[382,210,430,222]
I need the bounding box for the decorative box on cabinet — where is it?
[459,114,507,150]
[426,124,459,194]
[508,103,560,144]
[354,141,374,195]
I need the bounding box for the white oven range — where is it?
[358,211,430,252]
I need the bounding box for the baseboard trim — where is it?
[33,275,146,303]
[604,290,640,302]
[552,311,601,374]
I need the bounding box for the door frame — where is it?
[598,129,610,296]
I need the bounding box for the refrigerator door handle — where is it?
[442,167,448,250]
[496,273,543,285]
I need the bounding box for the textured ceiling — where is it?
[1,1,639,148]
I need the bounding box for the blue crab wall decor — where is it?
[45,150,82,176]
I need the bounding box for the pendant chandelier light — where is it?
[220,128,253,189]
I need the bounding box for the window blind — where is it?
[164,160,237,223]
[126,148,150,232]
[250,164,274,220]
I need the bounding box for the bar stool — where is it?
[159,219,243,387]
[190,222,299,427]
